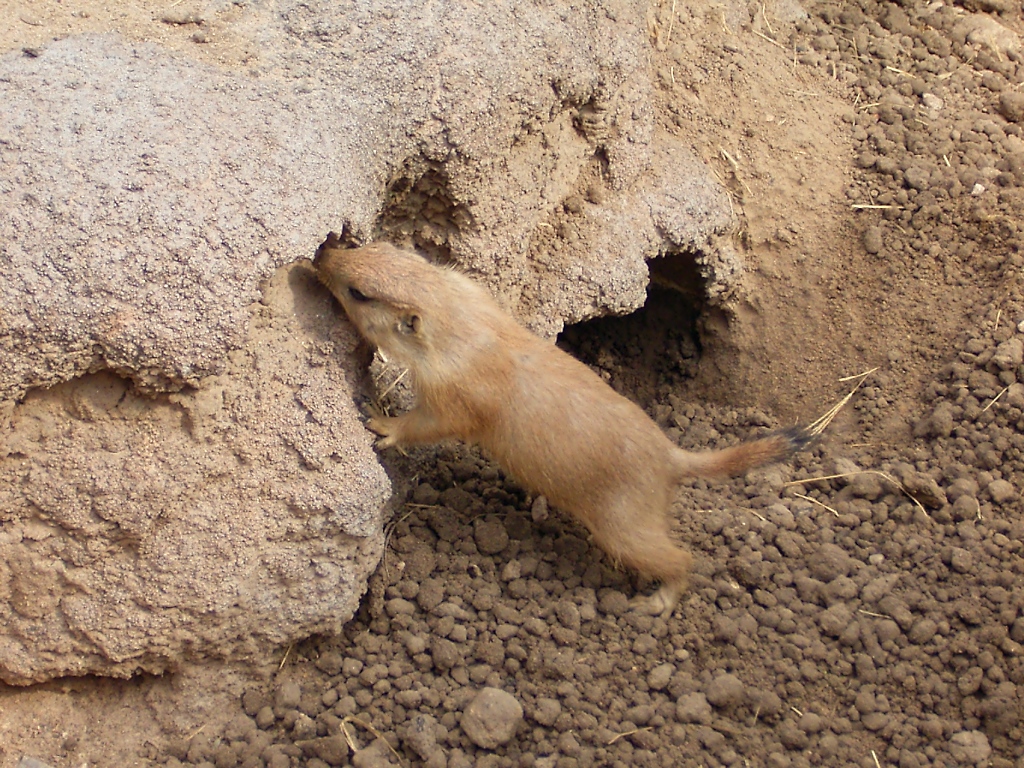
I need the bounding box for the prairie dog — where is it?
[314,234,811,616]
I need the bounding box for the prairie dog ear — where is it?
[397,314,422,336]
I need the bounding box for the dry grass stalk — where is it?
[785,470,929,518]
[981,385,1009,413]
[761,2,775,35]
[858,609,890,619]
[719,147,752,196]
[805,367,877,437]
[793,492,839,517]
[607,726,653,745]
[278,644,293,671]
[340,716,405,764]
[377,367,409,403]
[753,29,785,49]
[744,508,769,523]
[666,0,677,46]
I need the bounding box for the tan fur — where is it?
[314,235,809,617]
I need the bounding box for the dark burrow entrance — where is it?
[556,252,707,413]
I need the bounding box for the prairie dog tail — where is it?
[671,426,814,481]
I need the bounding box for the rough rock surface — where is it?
[0,264,388,683]
[0,0,734,404]
[0,0,734,684]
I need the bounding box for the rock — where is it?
[849,472,884,500]
[460,688,524,749]
[901,472,947,509]
[854,690,876,714]
[315,651,344,676]
[647,663,675,690]
[978,692,1020,735]
[907,618,938,644]
[878,595,915,630]
[991,338,1024,369]
[0,263,388,684]
[695,726,727,751]
[554,601,582,632]
[530,495,550,522]
[531,698,562,726]
[352,739,399,768]
[947,477,980,502]
[623,704,655,725]
[712,615,741,644]
[256,707,276,730]
[998,92,1024,123]
[1006,383,1024,408]
[904,166,930,191]
[807,543,853,582]
[948,548,974,574]
[819,603,855,637]
[948,731,992,764]
[863,226,884,254]
[598,590,630,616]
[860,574,899,603]
[825,576,858,602]
[797,712,824,733]
[276,682,302,710]
[951,495,980,522]
[384,599,416,618]
[160,9,206,25]
[430,637,463,671]
[958,667,984,696]
[675,692,713,724]
[955,14,1022,58]
[474,516,510,555]
[987,480,1016,504]
[775,530,805,557]
[403,714,440,761]
[778,720,809,750]
[17,758,57,768]
[705,673,746,709]
[297,735,351,767]
[862,712,889,731]
[914,402,955,438]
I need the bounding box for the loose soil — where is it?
[3,1,1024,768]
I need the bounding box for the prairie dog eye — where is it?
[348,286,371,303]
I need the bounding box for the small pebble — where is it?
[460,687,524,749]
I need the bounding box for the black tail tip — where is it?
[777,424,818,453]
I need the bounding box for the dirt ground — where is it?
[2,1,1024,767]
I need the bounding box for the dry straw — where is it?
[804,366,877,438]
[340,716,406,765]
[782,367,932,517]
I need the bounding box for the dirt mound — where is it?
[163,309,1022,768]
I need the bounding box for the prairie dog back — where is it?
[314,234,810,616]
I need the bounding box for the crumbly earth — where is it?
[3,1,1024,768]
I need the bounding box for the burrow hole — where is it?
[556,252,707,412]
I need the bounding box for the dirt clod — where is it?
[459,687,524,749]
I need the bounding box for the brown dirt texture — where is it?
[2,0,1024,768]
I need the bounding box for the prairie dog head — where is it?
[314,236,440,364]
